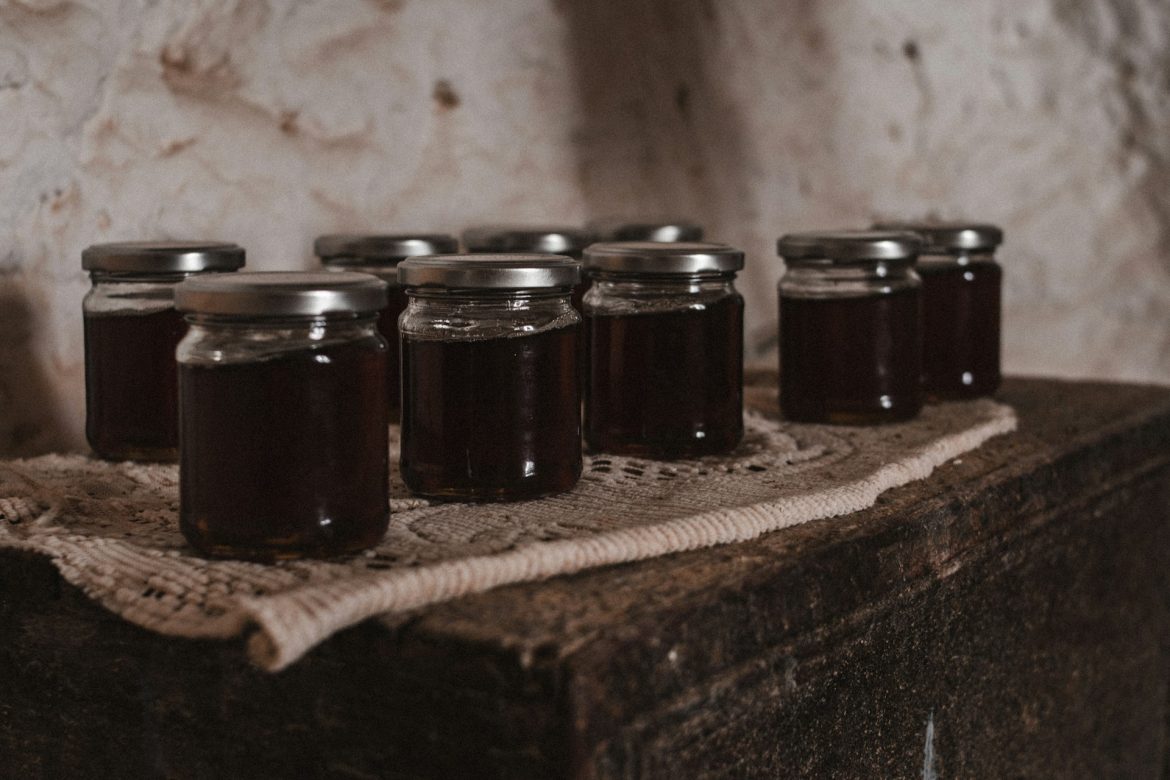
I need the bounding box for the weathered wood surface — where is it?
[3,377,1170,778]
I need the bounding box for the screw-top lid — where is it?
[583,241,744,274]
[588,218,704,243]
[462,226,593,256]
[398,253,580,289]
[776,230,922,263]
[175,272,387,317]
[82,241,245,273]
[871,221,1003,253]
[314,233,459,265]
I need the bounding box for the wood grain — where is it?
[3,377,1170,778]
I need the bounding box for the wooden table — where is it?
[3,378,1170,778]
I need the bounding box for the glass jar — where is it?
[316,233,458,418]
[174,272,390,561]
[398,254,581,502]
[587,218,705,243]
[82,241,245,462]
[462,225,593,309]
[776,231,923,424]
[583,241,745,458]
[874,221,1003,400]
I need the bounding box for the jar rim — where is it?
[586,218,704,243]
[871,221,1003,252]
[315,233,458,264]
[82,241,245,273]
[398,253,580,289]
[175,272,388,317]
[462,225,593,255]
[584,241,743,274]
[776,230,922,262]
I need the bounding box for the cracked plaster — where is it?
[0,0,1168,453]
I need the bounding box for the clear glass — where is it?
[177,313,389,561]
[399,288,581,501]
[83,271,194,461]
[777,260,923,424]
[916,250,1002,400]
[584,271,744,458]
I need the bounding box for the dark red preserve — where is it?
[398,254,582,501]
[82,241,244,461]
[175,272,390,561]
[316,233,458,418]
[875,222,1004,399]
[583,241,745,458]
[776,231,924,424]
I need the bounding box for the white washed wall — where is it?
[1,0,1167,454]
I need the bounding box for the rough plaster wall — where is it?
[0,0,1168,454]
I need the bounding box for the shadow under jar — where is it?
[874,221,1004,400]
[777,231,924,425]
[82,241,245,462]
[175,272,390,561]
[398,254,582,502]
[316,232,458,419]
[583,241,745,458]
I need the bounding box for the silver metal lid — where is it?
[776,230,922,263]
[398,254,580,289]
[314,233,459,265]
[588,218,704,242]
[583,241,744,274]
[82,241,245,273]
[461,225,593,256]
[871,221,1004,253]
[175,272,388,316]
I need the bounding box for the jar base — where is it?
[925,377,1001,402]
[781,405,922,426]
[181,515,389,563]
[585,431,744,460]
[403,473,581,504]
[406,488,575,503]
[89,443,178,463]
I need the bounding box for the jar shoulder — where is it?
[583,278,742,315]
[399,296,579,341]
[778,265,920,298]
[177,319,385,366]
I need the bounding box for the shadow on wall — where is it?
[559,0,757,239]
[0,280,70,457]
[560,1,835,360]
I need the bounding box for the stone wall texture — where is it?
[1,0,1168,454]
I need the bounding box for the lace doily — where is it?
[0,385,1016,670]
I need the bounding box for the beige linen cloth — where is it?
[0,380,1016,671]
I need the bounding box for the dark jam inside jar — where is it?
[401,324,580,501]
[572,281,590,394]
[179,338,389,561]
[376,283,409,417]
[586,295,744,458]
[84,307,187,461]
[570,282,588,312]
[918,259,1002,399]
[779,287,923,424]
